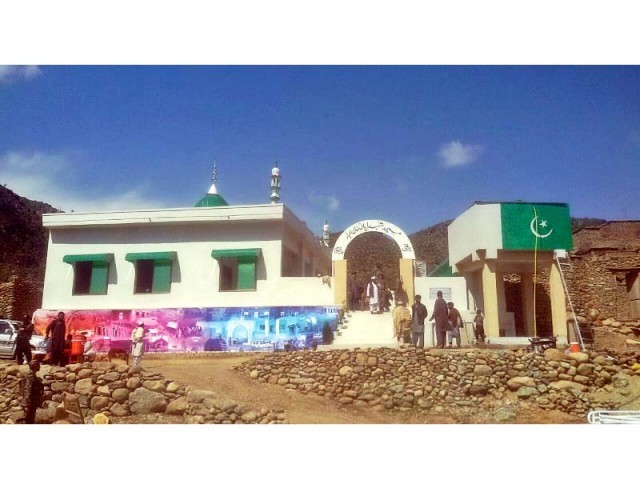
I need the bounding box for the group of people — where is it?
[392,290,486,348]
[351,268,410,316]
[15,311,146,367]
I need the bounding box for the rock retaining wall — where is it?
[0,362,287,424]
[236,346,640,418]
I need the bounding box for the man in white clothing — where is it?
[131,321,145,366]
[366,276,380,315]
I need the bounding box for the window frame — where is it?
[125,252,177,294]
[211,248,261,292]
[63,254,113,296]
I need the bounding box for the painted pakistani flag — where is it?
[501,203,573,251]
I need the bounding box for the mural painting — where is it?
[32,306,340,353]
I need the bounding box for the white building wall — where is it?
[414,276,475,321]
[448,203,503,269]
[42,221,333,310]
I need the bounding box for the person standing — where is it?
[392,300,412,345]
[21,360,44,424]
[447,302,463,348]
[83,336,96,362]
[45,312,66,367]
[15,315,34,365]
[131,321,145,366]
[395,279,409,307]
[366,276,380,315]
[375,264,389,312]
[473,309,485,344]
[411,295,428,348]
[429,291,449,348]
[347,272,360,312]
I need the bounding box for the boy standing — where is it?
[474,309,485,344]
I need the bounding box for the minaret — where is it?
[270,162,281,204]
[322,219,331,247]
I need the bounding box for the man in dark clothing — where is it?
[411,295,428,348]
[429,291,449,348]
[347,272,361,312]
[45,312,66,367]
[15,315,34,365]
[21,360,44,424]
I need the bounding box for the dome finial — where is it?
[208,160,219,195]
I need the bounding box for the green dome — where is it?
[194,193,229,208]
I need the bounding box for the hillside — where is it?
[0,185,60,283]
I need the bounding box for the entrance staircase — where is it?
[326,310,398,350]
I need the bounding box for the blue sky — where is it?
[1,65,639,235]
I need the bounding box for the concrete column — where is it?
[521,273,535,336]
[275,318,280,336]
[464,272,483,312]
[334,259,347,305]
[481,261,506,337]
[264,318,269,338]
[549,262,568,339]
[399,258,415,303]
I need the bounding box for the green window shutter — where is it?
[237,257,257,290]
[89,263,109,294]
[64,253,114,264]
[211,248,261,259]
[152,260,172,293]
[125,251,176,262]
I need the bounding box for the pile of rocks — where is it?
[0,362,286,424]
[236,347,640,418]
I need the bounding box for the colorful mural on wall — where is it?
[32,306,340,353]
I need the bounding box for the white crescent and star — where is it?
[530,216,553,238]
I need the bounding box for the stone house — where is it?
[569,221,640,322]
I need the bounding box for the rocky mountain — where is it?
[0,184,60,283]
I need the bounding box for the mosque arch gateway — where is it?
[332,220,416,305]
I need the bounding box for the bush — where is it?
[322,321,334,345]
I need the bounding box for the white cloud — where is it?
[308,191,340,212]
[0,150,168,212]
[0,65,42,83]
[438,140,483,168]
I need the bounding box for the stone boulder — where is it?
[516,386,539,398]
[166,397,188,416]
[473,365,493,376]
[74,378,93,396]
[543,349,566,361]
[506,377,536,391]
[129,388,168,414]
[568,352,589,364]
[186,389,217,404]
[549,380,587,392]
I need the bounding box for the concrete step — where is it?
[332,310,397,347]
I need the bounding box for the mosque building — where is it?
[33,163,576,352]
[34,164,338,353]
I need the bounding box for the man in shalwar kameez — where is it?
[366,276,380,315]
[131,321,145,366]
